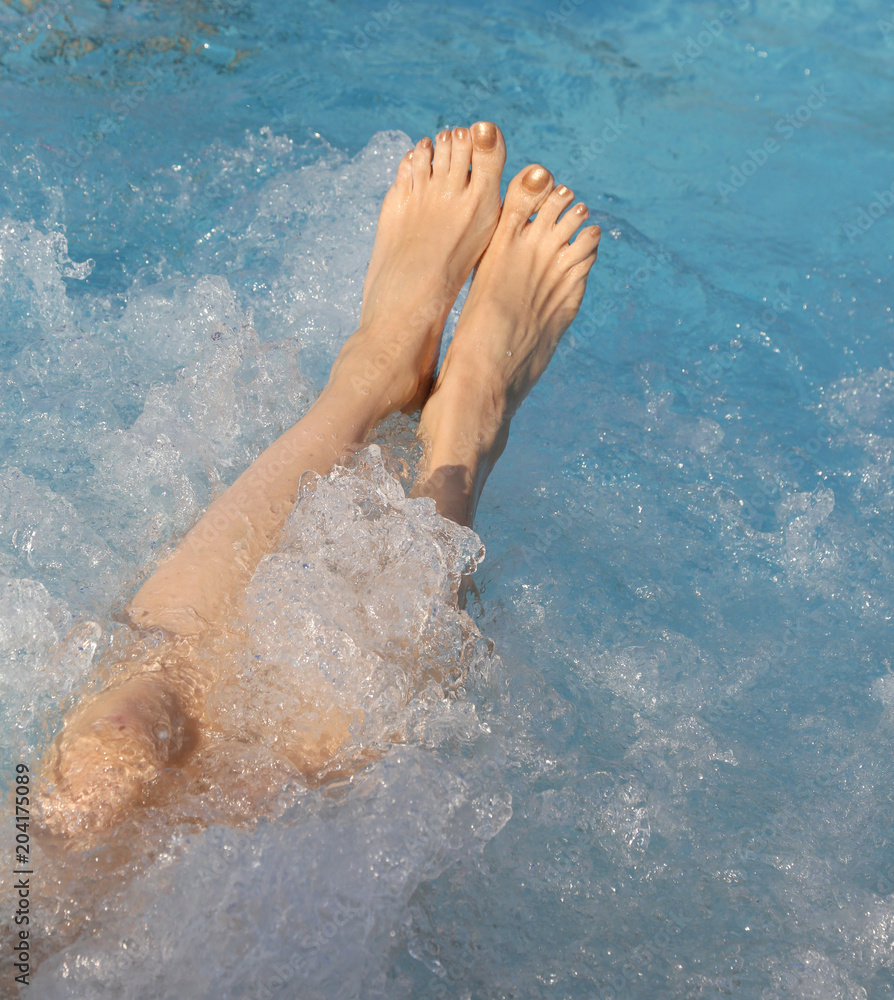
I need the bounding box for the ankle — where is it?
[414,361,511,524]
[428,351,509,448]
[327,324,422,421]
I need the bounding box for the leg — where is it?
[39,661,200,836]
[128,122,506,637]
[39,124,507,840]
[411,165,600,525]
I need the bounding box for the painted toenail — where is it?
[575,202,589,215]
[420,136,432,149]
[453,127,468,141]
[523,165,551,192]
[556,185,570,197]
[471,122,497,150]
[438,129,451,142]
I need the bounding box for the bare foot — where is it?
[332,122,506,414]
[413,164,601,525]
[39,668,199,841]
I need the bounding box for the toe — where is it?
[469,121,506,188]
[563,224,601,266]
[536,184,576,229]
[449,126,473,187]
[395,149,414,193]
[411,136,433,185]
[499,164,555,233]
[555,201,590,245]
[432,128,452,176]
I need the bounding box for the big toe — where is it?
[469,121,506,190]
[500,164,555,233]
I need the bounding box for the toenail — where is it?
[556,185,570,197]
[471,122,497,150]
[575,202,589,215]
[420,136,432,149]
[523,165,551,192]
[453,127,468,141]
[438,129,451,142]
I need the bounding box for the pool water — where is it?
[2,0,894,996]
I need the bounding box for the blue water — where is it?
[2,0,894,996]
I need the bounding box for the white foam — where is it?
[34,747,511,999]
[0,220,90,335]
[209,448,486,760]
[23,450,511,997]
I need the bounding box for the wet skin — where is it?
[39,122,600,844]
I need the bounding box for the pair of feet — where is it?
[39,123,599,842]
[332,120,600,525]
